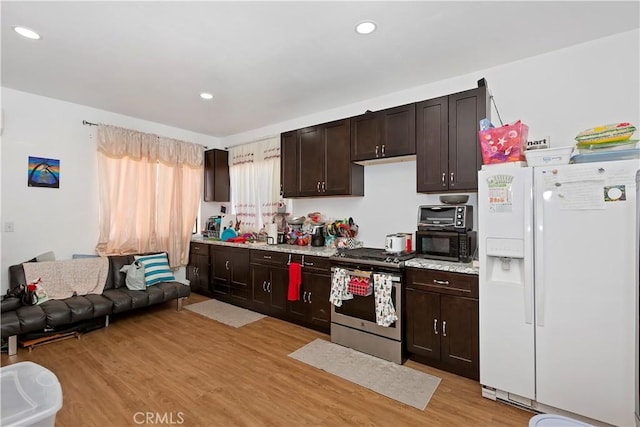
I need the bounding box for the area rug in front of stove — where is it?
[185,299,266,328]
[288,338,441,410]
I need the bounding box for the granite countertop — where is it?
[191,235,336,258]
[191,236,480,273]
[404,256,479,275]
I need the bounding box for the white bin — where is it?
[524,146,573,166]
[1,361,62,427]
[529,414,593,426]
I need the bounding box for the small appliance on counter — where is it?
[311,224,326,247]
[265,223,278,245]
[415,205,476,262]
[273,212,290,243]
[418,204,473,231]
[205,215,222,238]
[384,233,411,254]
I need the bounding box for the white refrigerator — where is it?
[478,158,639,427]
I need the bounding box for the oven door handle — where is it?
[331,267,401,282]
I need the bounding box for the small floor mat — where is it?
[289,338,441,410]
[185,299,266,328]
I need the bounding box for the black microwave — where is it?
[415,230,477,263]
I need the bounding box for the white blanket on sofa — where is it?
[22,257,109,300]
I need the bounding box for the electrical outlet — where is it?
[4,222,15,232]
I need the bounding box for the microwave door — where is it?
[418,231,459,261]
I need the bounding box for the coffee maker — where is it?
[311,224,326,247]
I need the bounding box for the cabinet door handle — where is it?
[280,183,284,196]
[375,145,379,157]
[317,181,320,192]
[262,281,267,292]
[442,321,447,337]
[194,267,198,276]
[441,172,446,186]
[450,172,455,184]
[263,255,272,260]
[322,181,326,192]
[381,144,385,156]
[304,261,314,267]
[307,291,312,304]
[433,319,438,335]
[225,260,229,270]
[302,291,307,303]
[287,254,292,265]
[267,282,271,292]
[301,255,305,266]
[433,279,450,286]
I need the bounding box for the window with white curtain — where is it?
[228,137,281,232]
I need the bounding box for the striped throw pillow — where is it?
[134,253,175,287]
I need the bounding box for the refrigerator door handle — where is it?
[535,277,545,327]
[524,171,534,325]
[524,273,533,325]
[534,172,545,327]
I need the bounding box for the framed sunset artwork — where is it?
[28,156,60,188]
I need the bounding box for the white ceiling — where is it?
[2,1,639,138]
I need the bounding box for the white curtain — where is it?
[96,124,204,267]
[229,137,280,232]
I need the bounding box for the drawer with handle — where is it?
[406,268,478,298]
[250,250,290,266]
[190,242,210,254]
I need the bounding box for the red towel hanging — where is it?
[288,262,302,301]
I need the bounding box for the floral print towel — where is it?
[373,273,397,327]
[329,267,353,307]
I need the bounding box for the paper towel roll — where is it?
[266,223,278,244]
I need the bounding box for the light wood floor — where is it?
[1,294,533,426]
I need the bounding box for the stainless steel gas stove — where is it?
[331,247,415,270]
[329,247,415,364]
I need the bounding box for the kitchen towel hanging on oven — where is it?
[329,267,353,307]
[373,273,398,327]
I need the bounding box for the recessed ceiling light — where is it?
[355,21,377,35]
[13,26,41,40]
[200,92,214,100]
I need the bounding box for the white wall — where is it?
[0,89,221,292]
[1,30,638,290]
[224,30,640,248]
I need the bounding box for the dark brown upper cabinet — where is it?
[416,87,489,193]
[204,149,230,202]
[280,119,363,198]
[280,131,298,198]
[350,103,416,162]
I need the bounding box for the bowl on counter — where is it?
[287,216,306,225]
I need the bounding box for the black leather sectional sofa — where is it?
[1,254,190,356]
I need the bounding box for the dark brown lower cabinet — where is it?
[405,268,479,380]
[210,246,251,308]
[195,245,331,334]
[246,250,331,334]
[187,242,211,296]
[286,255,331,334]
[250,251,289,317]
